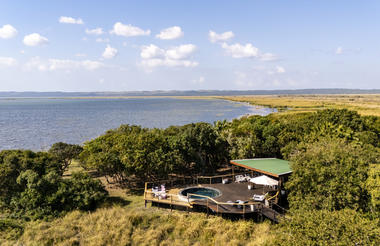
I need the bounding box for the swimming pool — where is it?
[179,187,221,201]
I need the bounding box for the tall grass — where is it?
[3,195,274,246]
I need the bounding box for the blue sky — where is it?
[0,0,379,91]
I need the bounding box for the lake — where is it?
[0,97,275,150]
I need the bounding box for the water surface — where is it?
[0,98,275,150]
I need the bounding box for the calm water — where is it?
[0,98,275,150]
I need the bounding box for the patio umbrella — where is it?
[249,175,278,186]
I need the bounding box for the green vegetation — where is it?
[80,123,229,184]
[287,138,380,211]
[48,142,83,173]
[1,108,380,245]
[273,209,379,245]
[0,149,108,220]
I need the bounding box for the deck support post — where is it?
[207,199,209,217]
[232,165,235,181]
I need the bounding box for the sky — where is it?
[0,0,379,92]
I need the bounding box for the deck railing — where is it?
[186,192,261,215]
[144,174,283,219]
[144,190,193,208]
[196,172,252,184]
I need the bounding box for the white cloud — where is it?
[156,26,183,40]
[102,45,118,59]
[276,66,285,73]
[96,38,110,43]
[59,16,84,25]
[166,44,196,60]
[81,60,104,70]
[259,53,279,61]
[139,44,198,69]
[0,57,17,67]
[110,22,150,37]
[25,57,104,71]
[0,24,17,39]
[140,59,198,69]
[221,42,259,58]
[23,33,49,46]
[140,44,165,59]
[208,30,234,43]
[85,28,104,35]
[336,46,343,55]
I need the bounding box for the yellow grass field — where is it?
[218,94,380,116]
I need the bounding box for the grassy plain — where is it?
[218,94,380,116]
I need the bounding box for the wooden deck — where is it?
[197,182,273,203]
[144,179,284,222]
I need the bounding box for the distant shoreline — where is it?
[1,88,380,98]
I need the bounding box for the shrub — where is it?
[273,209,380,245]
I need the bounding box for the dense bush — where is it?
[366,164,380,216]
[80,123,229,184]
[273,209,380,245]
[286,138,380,211]
[0,150,108,219]
[49,142,83,173]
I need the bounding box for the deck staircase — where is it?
[257,203,286,223]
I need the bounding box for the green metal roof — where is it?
[230,158,292,177]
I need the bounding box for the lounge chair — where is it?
[236,200,247,209]
[253,194,265,202]
[159,192,167,199]
[235,175,245,183]
[244,174,251,181]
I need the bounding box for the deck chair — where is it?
[235,175,245,182]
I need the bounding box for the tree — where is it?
[0,150,107,219]
[49,142,83,173]
[81,125,180,185]
[286,138,380,211]
[0,150,61,204]
[273,209,380,245]
[366,164,380,216]
[172,122,229,175]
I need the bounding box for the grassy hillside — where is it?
[3,194,275,246]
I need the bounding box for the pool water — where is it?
[180,187,221,200]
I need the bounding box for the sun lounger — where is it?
[235,175,245,182]
[253,194,265,202]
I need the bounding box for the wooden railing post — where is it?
[207,198,209,217]
[170,195,173,211]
